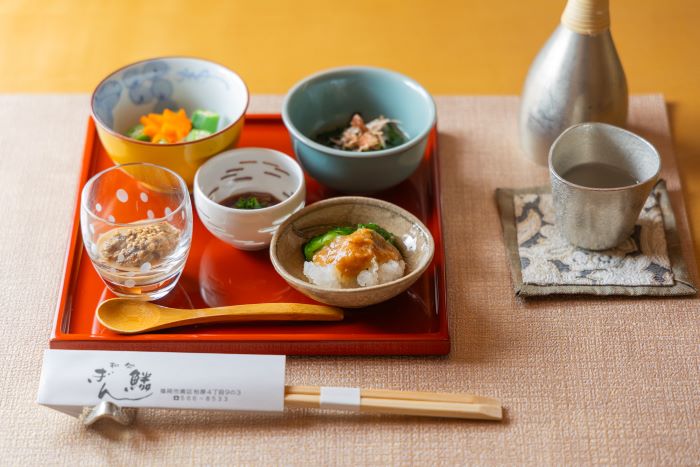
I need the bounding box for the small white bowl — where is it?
[194,148,306,250]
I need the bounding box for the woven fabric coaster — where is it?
[496,180,696,296]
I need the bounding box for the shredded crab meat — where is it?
[331,114,398,151]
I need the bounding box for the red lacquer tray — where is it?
[50,115,449,355]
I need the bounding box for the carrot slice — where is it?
[136,108,192,143]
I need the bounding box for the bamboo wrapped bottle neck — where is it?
[561,0,610,35]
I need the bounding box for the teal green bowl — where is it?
[282,67,436,193]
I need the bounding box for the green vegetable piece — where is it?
[302,223,399,261]
[191,110,220,133]
[234,196,263,210]
[357,223,397,245]
[125,124,150,142]
[303,226,355,261]
[184,129,212,142]
[382,122,406,148]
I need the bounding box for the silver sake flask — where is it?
[519,0,628,165]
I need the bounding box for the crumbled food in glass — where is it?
[97,221,180,268]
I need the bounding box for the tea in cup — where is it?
[549,123,661,250]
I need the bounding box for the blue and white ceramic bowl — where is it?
[91,56,249,187]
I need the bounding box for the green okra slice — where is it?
[184,129,212,142]
[191,110,220,133]
[126,123,150,142]
[303,226,356,261]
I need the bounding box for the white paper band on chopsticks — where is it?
[37,350,286,417]
[319,386,361,411]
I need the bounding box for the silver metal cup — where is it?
[549,123,661,250]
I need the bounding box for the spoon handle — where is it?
[143,303,344,332]
[97,299,345,334]
[191,303,344,323]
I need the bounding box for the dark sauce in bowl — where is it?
[219,192,281,210]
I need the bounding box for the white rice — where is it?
[303,258,406,289]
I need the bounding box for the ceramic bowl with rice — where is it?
[269,197,434,308]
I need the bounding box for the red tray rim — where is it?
[50,115,450,355]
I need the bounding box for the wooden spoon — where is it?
[97,298,344,334]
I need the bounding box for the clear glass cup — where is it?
[80,163,193,300]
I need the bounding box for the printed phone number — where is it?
[160,388,242,402]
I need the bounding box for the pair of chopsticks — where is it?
[284,385,502,421]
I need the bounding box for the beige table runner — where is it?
[1,95,698,465]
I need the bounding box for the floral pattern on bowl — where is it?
[93,58,243,133]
